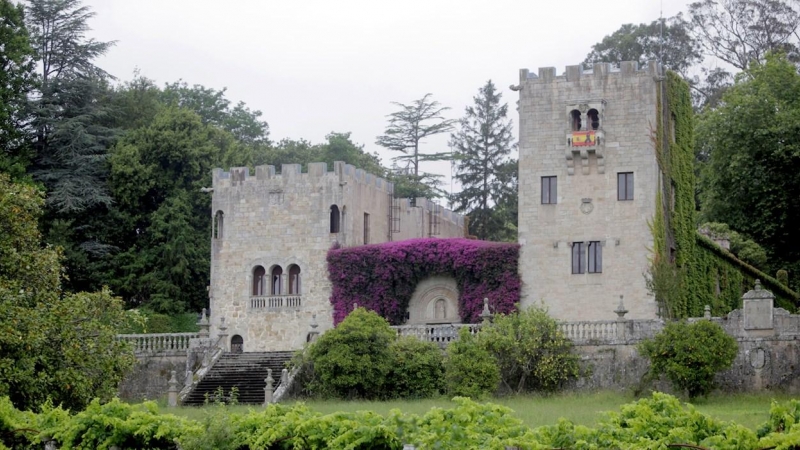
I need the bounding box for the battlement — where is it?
[518,61,661,85]
[212,161,393,194]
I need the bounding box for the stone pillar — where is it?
[281,274,289,296]
[167,370,178,407]
[218,317,229,352]
[281,368,289,385]
[614,295,628,342]
[264,369,274,406]
[480,298,493,324]
[197,308,210,339]
[743,279,775,331]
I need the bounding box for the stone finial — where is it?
[353,302,358,311]
[307,314,320,343]
[614,295,628,320]
[197,308,210,339]
[167,370,178,407]
[281,368,289,384]
[704,305,711,319]
[480,298,493,324]
[264,369,274,405]
[743,279,775,300]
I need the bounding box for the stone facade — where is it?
[516,61,663,321]
[208,162,464,352]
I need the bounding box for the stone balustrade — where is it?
[117,333,199,354]
[250,295,302,309]
[392,323,480,345]
[558,320,618,343]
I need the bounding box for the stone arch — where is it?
[406,275,460,324]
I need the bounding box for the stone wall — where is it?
[515,61,662,321]
[209,162,464,352]
[118,353,187,402]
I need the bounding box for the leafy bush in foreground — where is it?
[444,327,500,398]
[2,392,800,449]
[640,320,738,399]
[307,308,395,399]
[479,306,579,393]
[385,337,444,399]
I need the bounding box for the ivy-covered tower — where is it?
[514,61,692,320]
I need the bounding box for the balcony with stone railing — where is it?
[250,295,302,310]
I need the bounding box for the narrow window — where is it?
[213,211,224,239]
[570,109,582,131]
[271,266,283,295]
[571,242,585,274]
[541,176,557,204]
[252,266,266,296]
[330,205,340,233]
[587,109,600,130]
[588,241,602,273]
[434,298,446,319]
[363,213,370,244]
[617,172,634,200]
[288,264,301,295]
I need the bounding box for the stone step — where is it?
[182,351,294,406]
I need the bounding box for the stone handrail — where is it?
[250,295,302,309]
[117,333,199,354]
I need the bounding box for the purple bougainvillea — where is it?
[327,238,520,325]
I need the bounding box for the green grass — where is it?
[168,390,798,431]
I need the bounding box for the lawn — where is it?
[169,390,798,431]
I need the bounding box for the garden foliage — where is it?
[306,308,396,399]
[327,238,520,324]
[444,327,500,398]
[2,392,800,449]
[639,320,738,399]
[385,337,445,399]
[479,306,579,394]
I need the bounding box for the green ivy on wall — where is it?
[651,71,798,318]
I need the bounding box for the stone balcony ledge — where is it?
[250,295,302,310]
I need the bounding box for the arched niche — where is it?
[406,275,460,325]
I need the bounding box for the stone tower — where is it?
[208,162,464,352]
[516,61,664,320]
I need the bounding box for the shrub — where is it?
[385,337,444,399]
[479,306,579,393]
[444,327,499,398]
[639,320,738,399]
[777,269,789,287]
[307,308,395,399]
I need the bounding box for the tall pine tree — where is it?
[450,80,515,241]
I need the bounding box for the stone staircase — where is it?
[182,351,294,405]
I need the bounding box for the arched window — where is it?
[213,211,224,239]
[288,264,301,295]
[570,109,582,131]
[271,265,283,295]
[330,205,340,233]
[587,109,600,130]
[252,266,266,296]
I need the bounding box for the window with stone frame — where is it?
[617,172,634,200]
[541,176,557,204]
[271,265,283,295]
[252,266,266,296]
[330,205,341,233]
[588,241,602,273]
[570,109,582,131]
[571,242,585,274]
[213,210,224,239]
[288,264,301,295]
[363,212,370,244]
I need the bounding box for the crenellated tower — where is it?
[515,61,664,320]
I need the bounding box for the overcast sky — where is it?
[85,0,688,197]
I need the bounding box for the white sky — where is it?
[85,0,689,198]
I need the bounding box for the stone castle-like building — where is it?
[209,163,465,352]
[209,61,676,351]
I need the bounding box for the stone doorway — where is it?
[231,334,244,353]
